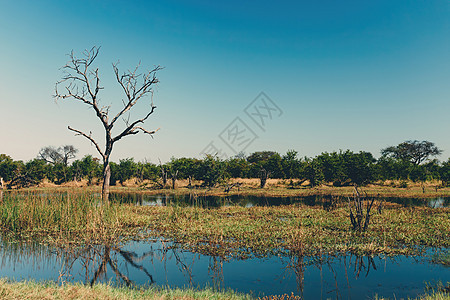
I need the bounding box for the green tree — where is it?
[0,154,20,182]
[198,155,226,187]
[74,155,102,184]
[225,156,250,178]
[169,157,199,180]
[440,159,450,186]
[117,158,138,184]
[342,151,376,185]
[141,162,159,181]
[302,158,324,187]
[247,151,283,187]
[315,152,346,184]
[247,151,283,178]
[281,150,302,179]
[381,140,442,165]
[8,159,46,188]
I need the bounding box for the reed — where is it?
[0,190,126,245]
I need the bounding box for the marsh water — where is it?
[0,238,448,299]
[110,192,450,209]
[0,192,449,299]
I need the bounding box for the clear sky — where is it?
[0,0,449,164]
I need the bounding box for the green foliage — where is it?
[313,150,375,186]
[80,155,102,183]
[225,156,250,178]
[281,150,302,179]
[0,140,448,187]
[50,162,70,184]
[440,159,450,186]
[0,154,21,181]
[140,162,159,181]
[343,151,376,185]
[116,158,137,184]
[168,157,200,179]
[303,158,324,186]
[381,140,442,165]
[375,156,412,181]
[247,151,283,178]
[25,159,47,183]
[198,155,227,187]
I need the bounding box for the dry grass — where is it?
[0,279,447,300]
[0,278,251,300]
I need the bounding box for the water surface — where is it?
[110,192,450,209]
[1,239,448,299]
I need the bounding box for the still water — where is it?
[0,238,448,299]
[110,192,450,209]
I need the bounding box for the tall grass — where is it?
[0,190,123,245]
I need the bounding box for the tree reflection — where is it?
[284,253,383,299]
[285,254,304,297]
[59,244,155,286]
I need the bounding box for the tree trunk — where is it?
[161,168,167,188]
[171,170,178,189]
[260,168,270,188]
[102,162,111,203]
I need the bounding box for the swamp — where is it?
[0,187,448,299]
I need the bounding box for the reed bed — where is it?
[0,190,142,245]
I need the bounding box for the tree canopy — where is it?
[381,140,442,165]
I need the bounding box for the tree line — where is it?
[1,140,449,189]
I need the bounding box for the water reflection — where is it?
[110,192,450,209]
[0,238,448,299]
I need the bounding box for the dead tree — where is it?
[260,167,270,188]
[224,182,242,193]
[170,170,178,189]
[159,159,168,188]
[348,186,376,233]
[38,145,78,183]
[55,47,162,202]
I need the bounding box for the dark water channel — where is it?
[110,192,450,209]
[0,238,448,299]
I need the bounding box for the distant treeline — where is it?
[1,140,450,188]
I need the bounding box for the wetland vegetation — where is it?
[1,141,450,298]
[0,188,448,298]
[1,189,449,256]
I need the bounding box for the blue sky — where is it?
[0,0,449,163]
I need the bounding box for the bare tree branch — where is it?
[112,106,158,143]
[55,46,109,129]
[68,126,105,158]
[110,64,162,128]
